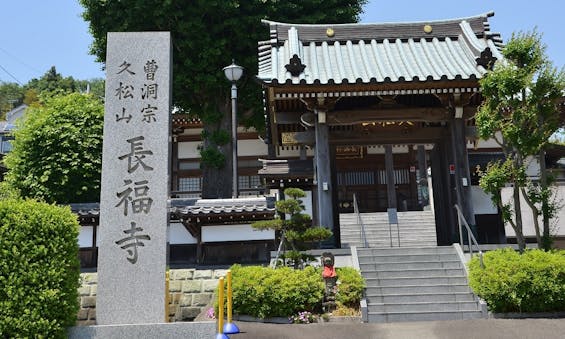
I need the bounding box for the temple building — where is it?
[72,12,565,267]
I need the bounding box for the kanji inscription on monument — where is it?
[98,32,171,325]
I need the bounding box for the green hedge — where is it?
[0,199,80,338]
[220,265,364,319]
[468,248,565,313]
[335,267,365,308]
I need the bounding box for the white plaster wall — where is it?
[202,224,275,242]
[366,145,410,154]
[501,184,565,237]
[168,222,198,244]
[302,190,313,219]
[237,139,268,157]
[178,141,201,159]
[277,147,314,157]
[471,186,498,215]
[78,226,94,248]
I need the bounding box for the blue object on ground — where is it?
[223,322,240,334]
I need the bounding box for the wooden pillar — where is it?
[385,145,397,209]
[314,108,334,231]
[450,117,476,226]
[431,140,456,245]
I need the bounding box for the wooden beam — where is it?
[274,106,478,125]
[329,127,446,145]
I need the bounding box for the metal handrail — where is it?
[353,194,369,248]
[454,204,484,268]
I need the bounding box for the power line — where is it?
[0,46,42,75]
[0,63,23,85]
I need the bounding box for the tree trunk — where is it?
[512,182,526,252]
[539,148,551,250]
[521,187,542,248]
[201,102,234,199]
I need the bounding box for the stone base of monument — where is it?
[67,321,216,339]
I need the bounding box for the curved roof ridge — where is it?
[261,12,494,28]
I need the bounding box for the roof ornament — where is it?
[476,47,497,70]
[285,54,306,76]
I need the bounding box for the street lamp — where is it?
[223,60,244,198]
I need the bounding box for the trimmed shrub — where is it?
[468,248,565,313]
[0,199,80,338]
[225,265,325,319]
[335,267,365,308]
[219,265,366,319]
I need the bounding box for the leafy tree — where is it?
[25,66,78,100]
[252,187,332,268]
[476,30,565,251]
[79,0,367,198]
[0,81,24,119]
[3,92,104,204]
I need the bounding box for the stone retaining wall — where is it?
[77,269,226,326]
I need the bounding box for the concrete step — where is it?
[365,283,473,295]
[357,253,460,263]
[368,310,484,323]
[368,301,481,313]
[364,276,468,286]
[358,246,454,255]
[360,260,463,271]
[367,292,477,303]
[362,268,465,279]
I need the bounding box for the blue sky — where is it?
[0,1,563,84]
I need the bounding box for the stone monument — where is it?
[97,31,172,325]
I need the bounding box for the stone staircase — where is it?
[340,211,437,248]
[357,245,487,322]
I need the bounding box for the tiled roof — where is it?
[70,197,276,222]
[170,197,275,219]
[257,13,503,86]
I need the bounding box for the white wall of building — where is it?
[471,186,498,215]
[238,139,268,157]
[178,141,200,159]
[202,224,275,242]
[169,222,198,244]
[78,226,94,247]
[501,184,565,238]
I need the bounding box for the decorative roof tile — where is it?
[257,13,503,86]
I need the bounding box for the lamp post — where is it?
[223,61,244,198]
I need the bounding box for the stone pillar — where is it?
[385,145,397,209]
[98,32,171,325]
[314,108,334,231]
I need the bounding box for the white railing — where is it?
[353,194,369,248]
[454,204,484,268]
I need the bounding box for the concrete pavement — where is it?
[230,319,565,339]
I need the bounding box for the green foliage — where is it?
[0,82,24,119]
[468,248,565,313]
[477,30,565,250]
[25,67,79,101]
[335,267,365,308]
[199,146,226,169]
[224,265,325,319]
[80,0,366,197]
[252,188,332,267]
[4,92,104,204]
[0,199,80,338]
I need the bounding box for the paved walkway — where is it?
[231,319,565,339]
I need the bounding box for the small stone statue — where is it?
[321,252,337,312]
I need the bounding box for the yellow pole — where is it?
[217,277,225,334]
[165,271,170,323]
[226,270,233,324]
